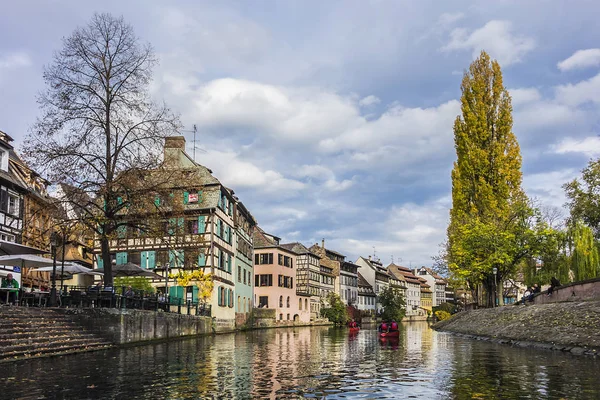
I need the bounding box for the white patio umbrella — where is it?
[34,263,103,276]
[0,254,56,269]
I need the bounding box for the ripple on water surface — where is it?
[3,323,600,399]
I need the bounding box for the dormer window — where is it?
[0,150,5,172]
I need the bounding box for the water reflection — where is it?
[4,322,600,399]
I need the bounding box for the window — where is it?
[238,266,241,282]
[277,275,294,289]
[278,254,293,267]
[128,252,141,266]
[259,296,268,308]
[184,249,199,268]
[287,296,290,308]
[8,194,19,216]
[279,296,283,307]
[256,274,273,287]
[256,253,274,265]
[186,219,199,234]
[299,298,302,310]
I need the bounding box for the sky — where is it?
[1,0,600,267]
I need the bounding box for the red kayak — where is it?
[379,330,399,338]
[349,327,360,333]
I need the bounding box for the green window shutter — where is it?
[168,218,176,235]
[147,251,156,269]
[192,286,199,304]
[140,251,148,269]
[197,190,203,203]
[154,196,161,207]
[227,254,232,273]
[169,250,184,267]
[216,219,221,237]
[198,252,206,267]
[177,286,184,299]
[198,216,205,233]
[97,256,104,269]
[217,194,222,208]
[116,252,127,265]
[117,225,126,239]
[117,196,123,205]
[183,191,189,204]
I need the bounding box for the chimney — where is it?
[368,255,371,261]
[163,136,186,167]
[321,238,325,249]
[165,136,186,150]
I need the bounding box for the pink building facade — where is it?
[253,228,310,323]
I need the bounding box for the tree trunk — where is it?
[101,236,113,287]
[497,279,505,306]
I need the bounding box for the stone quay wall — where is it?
[56,308,212,345]
[532,277,600,305]
[433,300,600,357]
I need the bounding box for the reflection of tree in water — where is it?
[447,339,600,399]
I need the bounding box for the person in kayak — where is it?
[378,321,389,333]
[389,320,399,332]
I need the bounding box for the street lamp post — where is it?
[49,232,59,307]
[492,267,498,308]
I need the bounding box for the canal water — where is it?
[4,322,600,399]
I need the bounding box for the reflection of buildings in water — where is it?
[250,327,315,398]
[404,322,425,354]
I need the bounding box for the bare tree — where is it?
[23,13,181,285]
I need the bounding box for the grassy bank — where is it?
[433,300,600,356]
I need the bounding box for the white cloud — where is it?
[442,20,535,66]
[0,51,31,69]
[318,100,460,161]
[358,95,381,107]
[323,178,354,192]
[190,78,361,143]
[438,12,464,28]
[555,72,600,106]
[199,150,305,195]
[513,101,583,131]
[294,164,335,180]
[510,87,541,107]
[557,48,600,72]
[523,169,578,210]
[552,136,600,158]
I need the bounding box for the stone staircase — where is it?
[0,307,113,362]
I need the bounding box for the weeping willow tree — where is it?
[570,222,600,281]
[524,221,600,286]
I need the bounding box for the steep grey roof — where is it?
[280,242,320,257]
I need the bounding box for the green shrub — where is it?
[435,310,451,321]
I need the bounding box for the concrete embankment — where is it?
[433,300,600,357]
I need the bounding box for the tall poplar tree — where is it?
[447,51,532,307]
